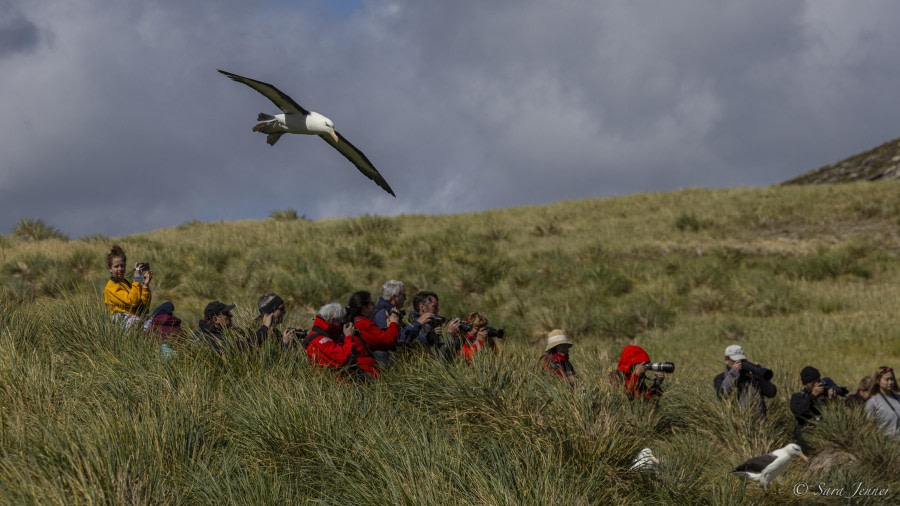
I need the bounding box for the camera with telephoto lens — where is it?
[457,321,473,333]
[821,377,849,397]
[646,362,676,373]
[422,315,446,334]
[740,360,773,381]
[290,328,308,340]
[485,326,505,339]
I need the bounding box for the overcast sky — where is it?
[2,0,899,237]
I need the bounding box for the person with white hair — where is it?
[304,302,377,381]
[371,280,434,366]
[541,329,576,381]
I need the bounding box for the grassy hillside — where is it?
[1,182,899,504]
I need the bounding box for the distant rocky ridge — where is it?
[783,137,900,185]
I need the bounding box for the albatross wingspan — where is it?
[217,69,310,116]
[320,131,396,197]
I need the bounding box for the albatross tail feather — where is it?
[266,133,284,146]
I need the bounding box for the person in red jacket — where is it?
[304,302,378,380]
[460,312,497,362]
[347,290,400,353]
[608,344,664,400]
[541,329,576,381]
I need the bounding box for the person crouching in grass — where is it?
[304,302,377,381]
[609,345,664,400]
[460,312,497,363]
[541,329,576,382]
[103,244,151,328]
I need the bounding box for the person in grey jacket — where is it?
[865,366,900,437]
[713,344,777,418]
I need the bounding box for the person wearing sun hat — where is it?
[713,344,777,419]
[541,329,576,381]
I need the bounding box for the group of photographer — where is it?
[706,341,899,443]
[104,245,897,436]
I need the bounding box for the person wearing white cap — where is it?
[541,329,576,381]
[713,344,777,418]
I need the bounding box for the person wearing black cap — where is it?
[790,366,825,446]
[253,292,296,351]
[195,300,236,353]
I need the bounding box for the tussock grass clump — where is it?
[269,208,302,221]
[13,218,69,242]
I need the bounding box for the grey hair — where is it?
[317,302,346,322]
[381,279,405,300]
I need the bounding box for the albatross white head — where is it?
[307,111,339,143]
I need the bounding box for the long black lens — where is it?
[742,361,773,381]
[648,362,675,373]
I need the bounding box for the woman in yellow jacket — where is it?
[104,245,151,326]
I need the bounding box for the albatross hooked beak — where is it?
[329,127,339,143]
[800,452,809,462]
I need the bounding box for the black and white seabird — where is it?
[732,443,808,490]
[218,69,396,197]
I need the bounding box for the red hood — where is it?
[617,345,650,373]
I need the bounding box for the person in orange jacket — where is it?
[304,302,378,381]
[608,344,665,400]
[103,244,151,327]
[460,312,497,362]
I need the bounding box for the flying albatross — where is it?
[732,443,808,490]
[218,69,396,197]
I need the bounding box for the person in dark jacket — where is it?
[608,345,664,400]
[253,292,296,351]
[304,302,376,381]
[194,300,237,353]
[541,329,576,382]
[845,376,874,408]
[713,344,777,418]
[790,366,825,447]
[371,280,432,366]
[407,290,460,361]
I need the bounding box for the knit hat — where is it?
[545,329,572,352]
[724,344,747,361]
[258,293,285,315]
[800,366,821,384]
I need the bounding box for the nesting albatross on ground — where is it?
[218,69,396,197]
[732,443,808,490]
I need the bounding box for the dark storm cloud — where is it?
[0,1,41,57]
[1,0,899,237]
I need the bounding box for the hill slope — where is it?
[783,137,900,184]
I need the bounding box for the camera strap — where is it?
[302,325,329,348]
[879,393,900,428]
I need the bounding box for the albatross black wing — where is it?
[218,69,310,116]
[320,131,396,197]
[733,453,777,474]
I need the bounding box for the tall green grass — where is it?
[1,182,899,503]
